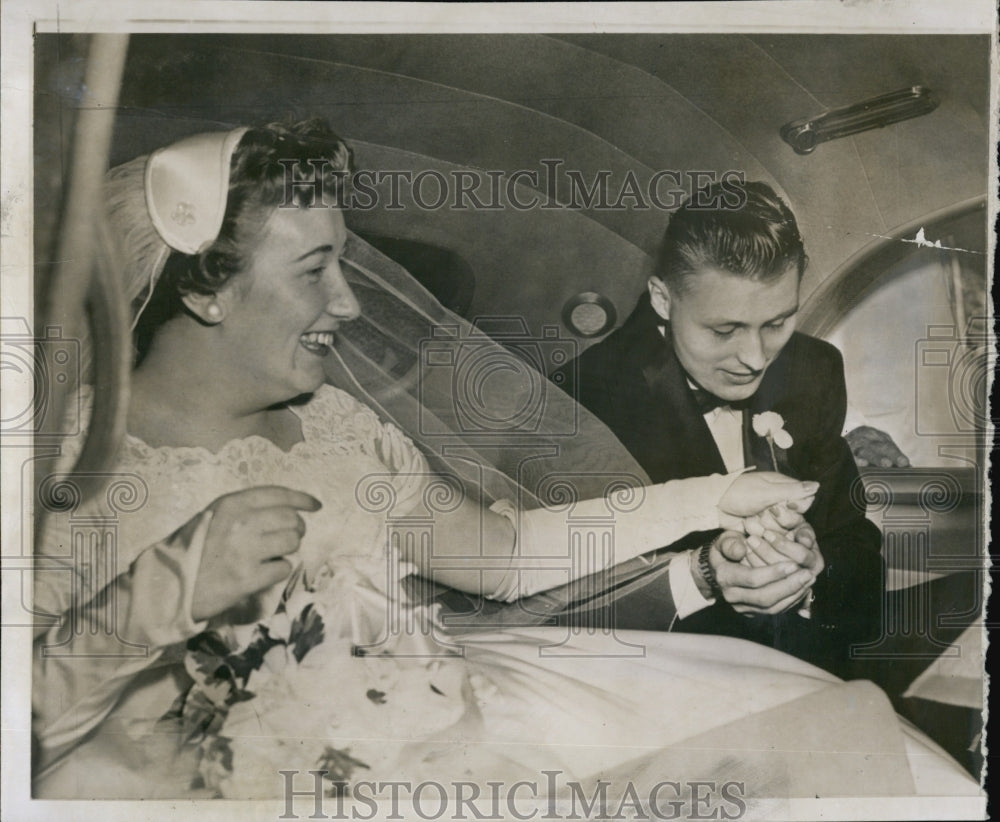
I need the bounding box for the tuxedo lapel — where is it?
[624,298,727,482]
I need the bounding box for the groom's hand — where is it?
[742,524,824,577]
[700,531,815,615]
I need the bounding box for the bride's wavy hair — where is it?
[133,118,353,361]
[655,180,807,295]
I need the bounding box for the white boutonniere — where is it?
[752,411,793,470]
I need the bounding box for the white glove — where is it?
[486,473,734,602]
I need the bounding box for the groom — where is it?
[555,180,884,674]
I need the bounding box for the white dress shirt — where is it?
[665,391,746,618]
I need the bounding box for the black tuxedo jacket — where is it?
[556,293,884,667]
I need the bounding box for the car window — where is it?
[818,205,987,469]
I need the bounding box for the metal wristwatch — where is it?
[696,537,723,599]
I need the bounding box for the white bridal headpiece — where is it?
[102,127,248,330]
[145,127,249,255]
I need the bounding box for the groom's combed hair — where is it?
[655,180,807,294]
[134,118,353,362]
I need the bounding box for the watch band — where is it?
[697,538,723,599]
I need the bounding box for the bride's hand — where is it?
[718,471,818,528]
[744,501,808,537]
[186,486,322,622]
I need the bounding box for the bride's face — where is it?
[215,205,360,403]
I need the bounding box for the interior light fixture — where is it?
[562,292,617,338]
[780,86,939,155]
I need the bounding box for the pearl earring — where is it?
[206,303,222,321]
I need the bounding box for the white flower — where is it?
[772,428,793,450]
[308,562,336,593]
[245,643,291,691]
[266,610,294,643]
[752,412,793,449]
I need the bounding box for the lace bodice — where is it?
[36,383,431,623]
[32,383,441,757]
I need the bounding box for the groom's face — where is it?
[649,264,800,402]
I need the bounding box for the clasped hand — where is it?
[176,474,819,622]
[707,472,824,615]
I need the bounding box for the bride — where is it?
[32,120,976,807]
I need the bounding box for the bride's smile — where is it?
[214,205,361,404]
[127,204,362,451]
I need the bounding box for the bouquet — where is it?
[166,559,470,799]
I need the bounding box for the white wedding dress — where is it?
[33,384,978,807]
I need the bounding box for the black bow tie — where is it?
[689,384,754,414]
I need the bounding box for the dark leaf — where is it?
[162,690,187,721]
[176,688,229,745]
[227,632,281,682]
[229,687,257,704]
[187,630,235,658]
[187,649,228,682]
[366,689,387,705]
[316,745,370,783]
[290,603,325,663]
[210,736,234,772]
